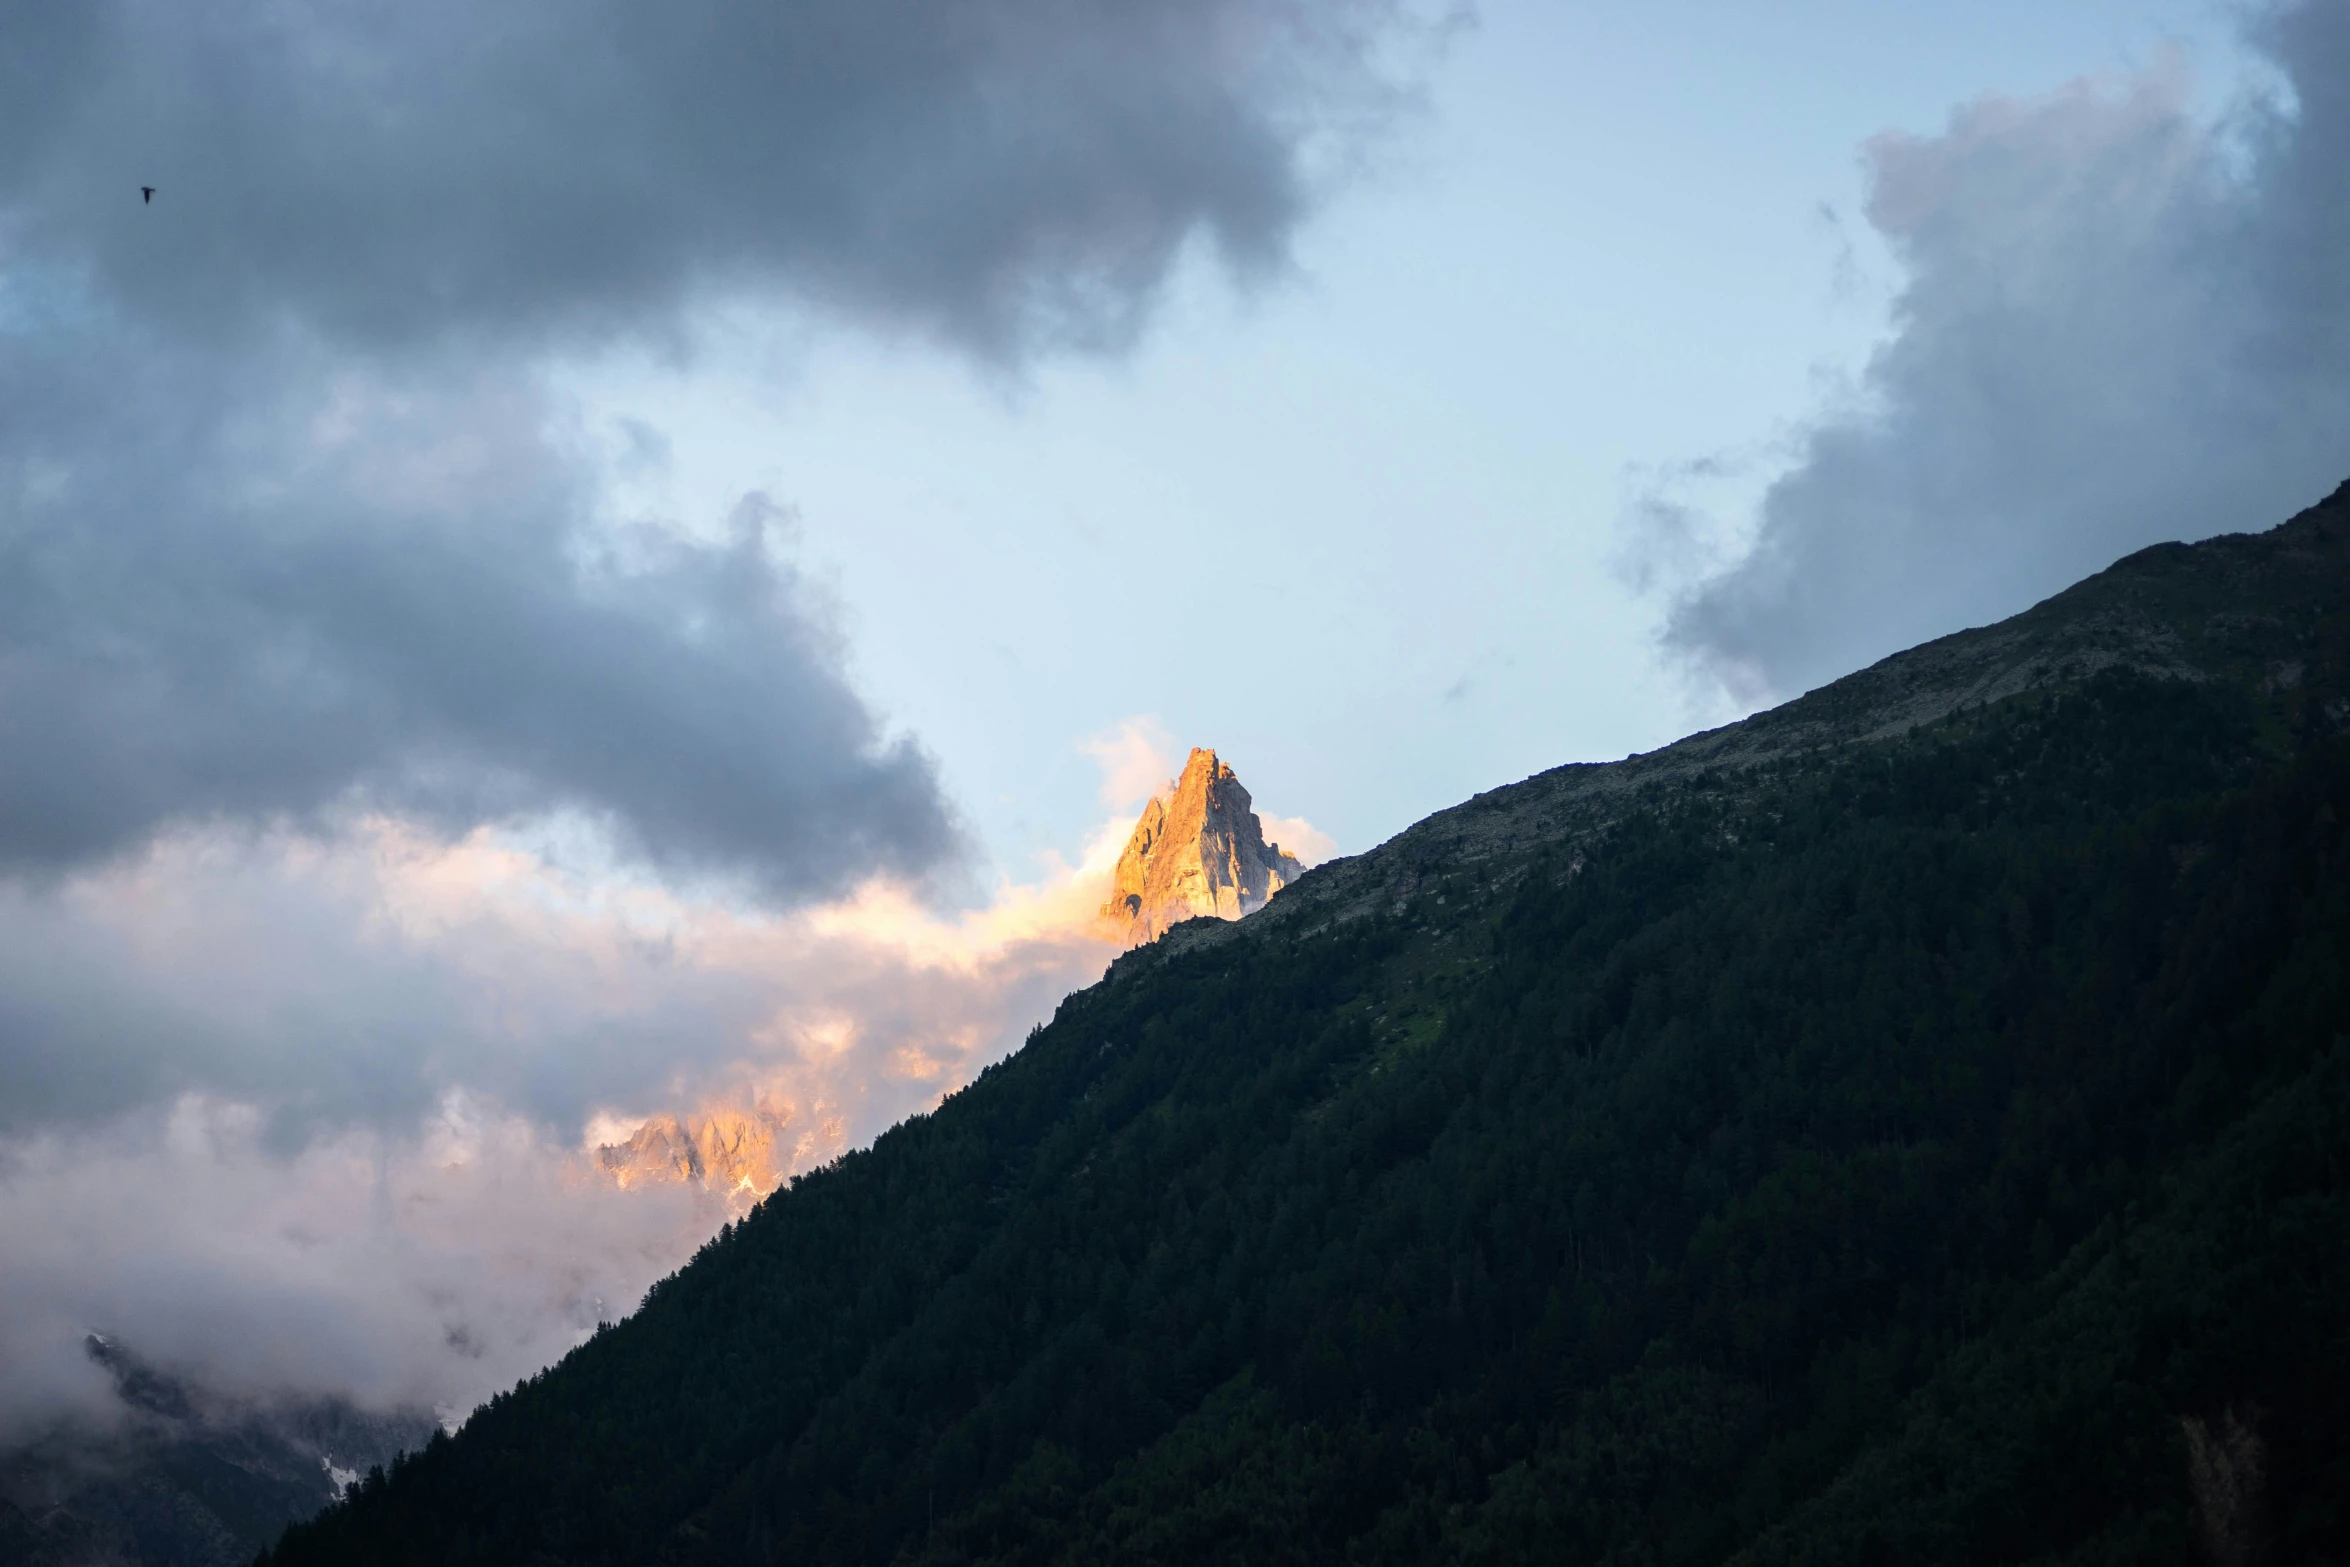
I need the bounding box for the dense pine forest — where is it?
[266,488,2350,1566]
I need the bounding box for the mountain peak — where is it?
[1100,747,1302,945]
[595,1108,789,1197]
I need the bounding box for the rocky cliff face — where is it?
[596,1109,787,1197]
[1101,748,1303,945]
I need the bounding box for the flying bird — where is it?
[141,186,154,204]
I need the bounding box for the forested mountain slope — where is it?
[266,485,2350,1567]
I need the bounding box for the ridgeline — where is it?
[267,486,2350,1567]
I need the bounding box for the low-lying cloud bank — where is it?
[1655,3,2350,701]
[0,1094,708,1446]
[0,814,1116,1136]
[0,722,1332,1441]
[0,818,1121,1440]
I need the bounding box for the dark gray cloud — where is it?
[0,0,1410,892]
[1662,2,2350,701]
[0,329,953,896]
[6,0,1395,355]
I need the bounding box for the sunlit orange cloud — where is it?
[0,718,1338,1431]
[1255,811,1337,867]
[37,714,1336,1166]
[346,806,1131,1172]
[1079,714,1183,816]
[0,789,1130,1433]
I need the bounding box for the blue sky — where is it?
[569,0,2256,875]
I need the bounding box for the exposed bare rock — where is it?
[1101,748,1303,946]
[596,1109,788,1197]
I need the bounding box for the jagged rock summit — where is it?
[1101,747,1303,945]
[596,1108,788,1196]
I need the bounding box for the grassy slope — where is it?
[264,486,2350,1567]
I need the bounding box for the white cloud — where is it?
[1079,715,1183,816]
[0,738,1170,1436]
[0,1092,712,1444]
[1653,11,2350,701]
[1257,812,1338,867]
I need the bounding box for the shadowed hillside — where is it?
[0,1339,431,1567]
[260,484,2350,1567]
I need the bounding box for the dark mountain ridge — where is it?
[1173,481,2350,946]
[0,1337,432,1567]
[264,483,2350,1567]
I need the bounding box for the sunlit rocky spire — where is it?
[1100,747,1303,946]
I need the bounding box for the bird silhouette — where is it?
[141,186,154,204]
